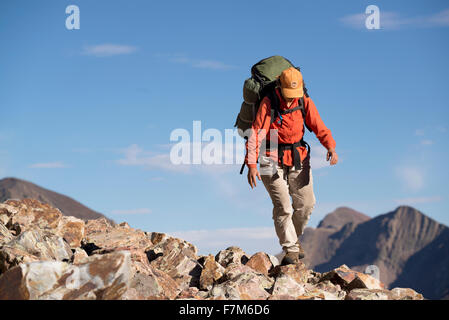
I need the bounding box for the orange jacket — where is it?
[245,88,336,168]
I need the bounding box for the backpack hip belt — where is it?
[265,138,310,171]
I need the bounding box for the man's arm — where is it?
[245,97,271,187]
[304,96,338,165]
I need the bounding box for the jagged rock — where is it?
[269,261,309,284]
[176,287,204,300]
[208,271,274,300]
[84,221,152,253]
[320,264,384,291]
[345,288,391,300]
[71,248,88,265]
[0,229,72,273]
[0,204,17,226]
[303,281,346,300]
[246,252,273,275]
[215,246,249,268]
[0,221,13,244]
[124,267,180,300]
[347,272,384,290]
[389,287,424,300]
[147,236,202,290]
[0,251,131,300]
[346,287,423,300]
[199,254,225,290]
[55,216,85,248]
[3,199,62,232]
[85,217,113,235]
[271,274,306,297]
[0,245,39,274]
[223,262,256,281]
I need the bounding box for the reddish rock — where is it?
[389,287,424,300]
[4,199,62,232]
[85,218,113,235]
[269,261,309,284]
[245,252,273,275]
[0,229,72,273]
[125,266,180,300]
[0,221,13,244]
[0,251,131,300]
[215,246,249,268]
[223,263,256,281]
[271,274,306,298]
[55,216,85,248]
[199,254,225,290]
[147,237,202,291]
[176,287,204,300]
[208,271,274,300]
[321,264,385,291]
[345,288,391,300]
[84,221,152,253]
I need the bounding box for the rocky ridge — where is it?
[0,199,423,300]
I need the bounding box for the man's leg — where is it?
[261,165,299,254]
[288,155,316,237]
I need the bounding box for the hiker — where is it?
[245,66,338,266]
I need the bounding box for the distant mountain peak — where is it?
[317,207,370,230]
[0,177,113,223]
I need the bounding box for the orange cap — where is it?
[279,67,304,98]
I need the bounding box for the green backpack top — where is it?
[234,55,311,138]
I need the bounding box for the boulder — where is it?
[0,251,131,300]
[199,254,225,290]
[271,274,306,297]
[320,264,384,291]
[345,288,391,300]
[223,262,256,281]
[245,252,273,275]
[55,216,85,248]
[125,267,180,300]
[269,261,309,285]
[3,199,62,232]
[147,236,202,290]
[84,221,152,253]
[0,221,13,245]
[0,229,72,273]
[389,287,424,300]
[208,271,274,300]
[215,246,249,268]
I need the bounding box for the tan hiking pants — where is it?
[260,154,316,253]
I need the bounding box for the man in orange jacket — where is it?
[245,67,338,266]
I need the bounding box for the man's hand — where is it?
[326,148,339,165]
[247,167,261,189]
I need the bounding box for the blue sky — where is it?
[1,0,448,255]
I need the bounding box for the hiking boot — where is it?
[296,240,305,260]
[281,251,300,266]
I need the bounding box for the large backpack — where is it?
[235,56,312,174]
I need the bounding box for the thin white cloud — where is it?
[395,166,425,192]
[420,139,434,146]
[415,129,425,136]
[394,196,442,205]
[341,8,449,30]
[110,208,152,215]
[82,44,138,57]
[159,53,235,70]
[169,227,279,256]
[29,162,68,168]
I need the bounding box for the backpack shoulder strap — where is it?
[299,97,313,132]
